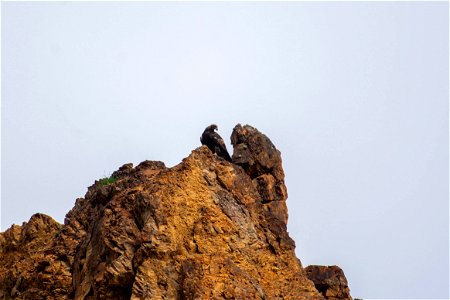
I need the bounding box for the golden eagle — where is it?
[200,124,232,162]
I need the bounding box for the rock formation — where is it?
[0,124,353,299]
[305,266,352,300]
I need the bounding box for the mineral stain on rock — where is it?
[0,124,353,299]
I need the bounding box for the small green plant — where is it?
[99,175,117,186]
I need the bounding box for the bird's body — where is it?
[200,124,232,162]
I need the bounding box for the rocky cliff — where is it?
[0,124,352,300]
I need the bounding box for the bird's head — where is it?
[206,124,218,131]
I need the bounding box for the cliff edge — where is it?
[0,124,352,299]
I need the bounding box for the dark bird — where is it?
[200,124,232,162]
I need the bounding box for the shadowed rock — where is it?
[231,124,288,228]
[305,265,353,300]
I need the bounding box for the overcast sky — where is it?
[1,2,448,299]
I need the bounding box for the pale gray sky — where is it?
[1,2,448,299]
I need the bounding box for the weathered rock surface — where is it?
[231,124,289,230]
[305,265,353,300]
[0,124,352,299]
[0,213,69,299]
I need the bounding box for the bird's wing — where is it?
[211,132,227,149]
[211,132,232,161]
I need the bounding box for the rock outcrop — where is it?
[0,124,352,299]
[305,266,353,300]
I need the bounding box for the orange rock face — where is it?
[0,214,69,299]
[0,124,352,299]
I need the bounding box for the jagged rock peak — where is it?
[0,124,352,300]
[231,124,289,228]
